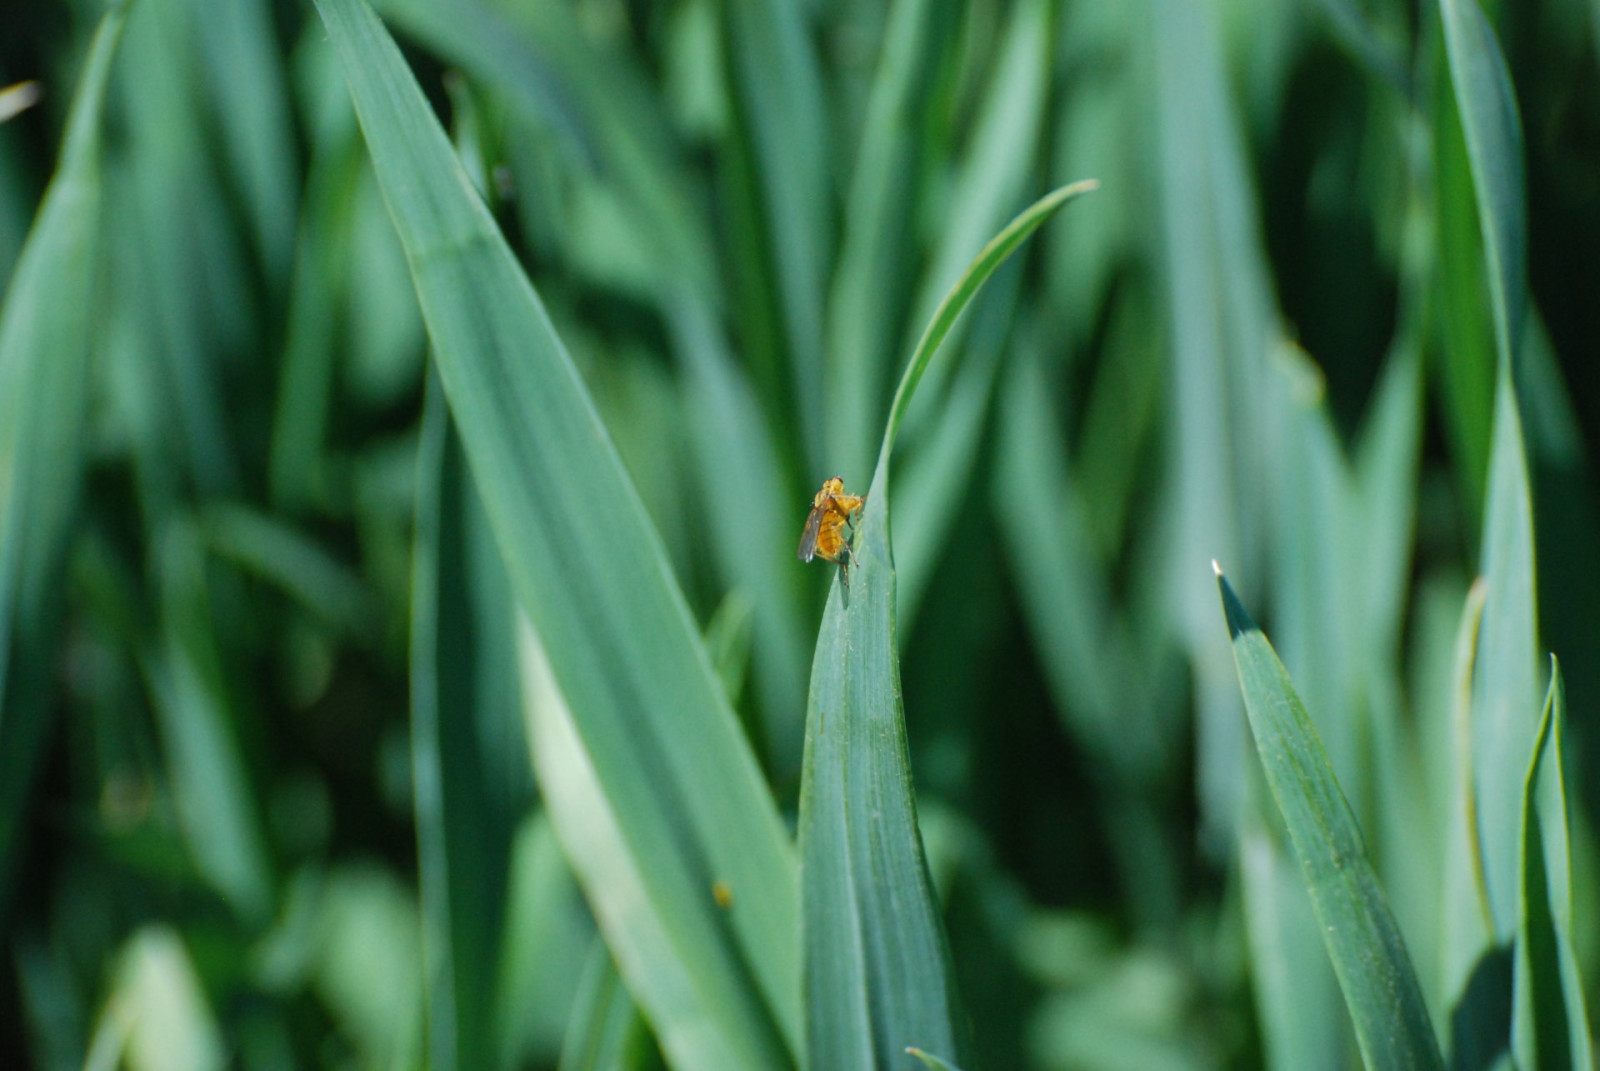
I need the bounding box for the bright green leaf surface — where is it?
[313,0,799,1065]
[1217,570,1445,1071]
[800,182,1094,1069]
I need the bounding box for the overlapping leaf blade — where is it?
[1216,571,1444,1071]
[312,1,798,1066]
[1437,0,1539,946]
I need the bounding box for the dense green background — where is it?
[1,0,1597,1068]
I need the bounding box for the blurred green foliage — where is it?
[2,0,1598,1068]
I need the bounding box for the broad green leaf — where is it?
[0,4,124,905]
[800,182,1095,1069]
[1512,663,1594,1071]
[310,2,799,1065]
[378,0,808,769]
[1216,570,1445,1071]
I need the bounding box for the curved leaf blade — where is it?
[311,0,799,1064]
[800,184,1095,1069]
[1216,569,1444,1071]
[877,180,1097,469]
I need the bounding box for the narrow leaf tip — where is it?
[1214,567,1255,642]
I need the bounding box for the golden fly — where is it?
[797,476,865,587]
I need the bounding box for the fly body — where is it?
[798,476,865,586]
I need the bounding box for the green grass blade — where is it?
[671,304,810,775]
[1240,818,1348,1071]
[411,375,528,1071]
[377,0,808,766]
[721,0,831,466]
[825,0,960,481]
[311,1,799,1064]
[119,0,249,496]
[0,4,125,903]
[1436,0,1526,368]
[521,622,788,1069]
[1216,569,1445,1071]
[1470,374,1539,940]
[558,940,657,1071]
[268,116,362,511]
[1432,71,1495,506]
[906,0,1050,345]
[145,518,274,925]
[877,181,1097,471]
[1149,0,1279,848]
[192,0,298,286]
[1437,0,1541,946]
[1512,662,1594,1071]
[801,184,1093,1069]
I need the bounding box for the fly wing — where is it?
[797,507,823,562]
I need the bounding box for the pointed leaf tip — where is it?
[1215,569,1255,642]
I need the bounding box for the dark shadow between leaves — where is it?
[1449,943,1513,1071]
